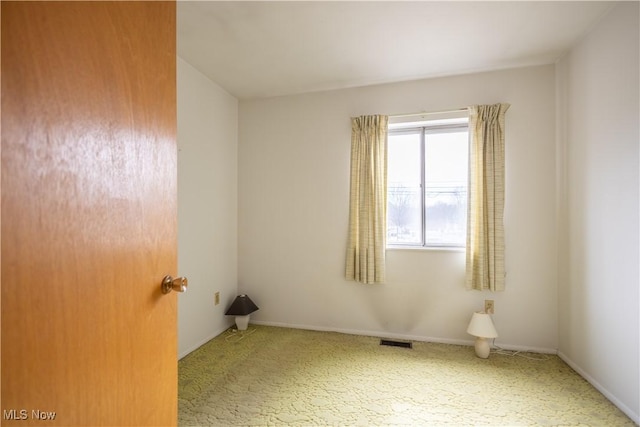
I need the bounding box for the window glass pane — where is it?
[424,131,468,245]
[387,132,422,245]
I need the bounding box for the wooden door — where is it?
[1,2,178,425]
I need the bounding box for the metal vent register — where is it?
[380,339,413,349]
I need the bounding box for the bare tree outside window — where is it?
[388,185,420,243]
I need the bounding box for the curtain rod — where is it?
[389,107,468,119]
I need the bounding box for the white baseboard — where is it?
[178,322,234,360]
[558,351,639,424]
[252,319,472,346]
[250,320,557,354]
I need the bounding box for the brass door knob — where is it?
[161,276,188,294]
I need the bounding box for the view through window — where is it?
[387,117,469,247]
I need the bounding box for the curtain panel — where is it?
[466,103,510,291]
[345,115,388,284]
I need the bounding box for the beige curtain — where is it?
[466,104,510,291]
[345,115,388,284]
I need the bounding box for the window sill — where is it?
[386,245,465,253]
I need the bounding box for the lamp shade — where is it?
[225,294,259,316]
[466,312,498,338]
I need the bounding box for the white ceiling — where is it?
[177,1,614,100]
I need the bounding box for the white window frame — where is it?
[387,113,469,249]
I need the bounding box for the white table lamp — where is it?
[466,311,498,358]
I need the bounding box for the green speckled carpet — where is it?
[179,325,634,426]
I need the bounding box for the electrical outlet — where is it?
[214,292,220,306]
[484,299,494,314]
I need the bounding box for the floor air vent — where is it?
[380,339,412,349]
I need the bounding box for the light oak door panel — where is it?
[2,2,177,425]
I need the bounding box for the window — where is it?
[387,116,469,248]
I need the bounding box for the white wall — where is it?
[177,57,238,358]
[556,3,639,422]
[238,65,558,352]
